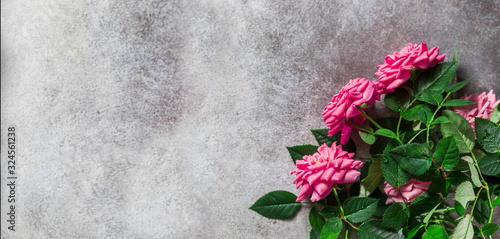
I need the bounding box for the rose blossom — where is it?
[291,142,363,202]
[454,90,500,130]
[384,179,431,204]
[375,42,446,94]
[322,78,380,144]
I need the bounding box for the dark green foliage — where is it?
[473,199,489,225]
[382,203,409,229]
[320,217,342,239]
[343,197,378,223]
[434,136,459,170]
[310,129,357,153]
[475,118,500,154]
[287,144,318,164]
[422,225,450,239]
[309,206,326,230]
[414,61,457,96]
[478,153,500,176]
[358,220,401,239]
[482,223,499,236]
[389,143,432,176]
[382,141,410,187]
[249,191,301,219]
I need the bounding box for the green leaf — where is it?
[455,181,475,209]
[453,157,470,171]
[447,171,469,186]
[358,220,401,239]
[360,159,383,197]
[320,217,342,239]
[462,155,474,164]
[374,195,389,218]
[249,190,301,219]
[444,80,471,93]
[492,196,500,207]
[310,228,321,239]
[440,110,475,154]
[419,89,444,106]
[410,194,441,215]
[482,223,499,236]
[490,104,500,124]
[311,129,337,147]
[430,116,452,125]
[384,94,402,112]
[359,131,376,145]
[343,197,378,223]
[287,145,319,164]
[390,143,432,176]
[442,99,476,107]
[473,199,489,225]
[473,225,481,236]
[385,88,411,112]
[371,117,411,155]
[451,214,474,239]
[374,129,397,139]
[475,118,500,154]
[414,164,439,182]
[402,105,433,124]
[310,206,326,230]
[414,61,457,96]
[423,202,441,224]
[478,153,500,176]
[423,225,450,239]
[473,149,487,161]
[382,202,409,229]
[319,207,340,219]
[495,186,500,196]
[382,141,410,187]
[357,125,374,133]
[434,136,459,170]
[426,173,450,197]
[469,163,482,187]
[407,223,424,239]
[310,129,356,153]
[455,201,465,216]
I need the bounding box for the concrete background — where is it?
[1,0,499,238]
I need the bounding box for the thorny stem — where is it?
[398,187,409,206]
[344,219,360,231]
[430,157,448,178]
[426,92,452,145]
[468,187,484,239]
[407,129,426,144]
[356,106,383,130]
[333,188,344,216]
[466,142,494,239]
[485,186,494,224]
[396,115,403,142]
[333,188,360,231]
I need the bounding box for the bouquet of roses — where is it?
[250,43,500,239]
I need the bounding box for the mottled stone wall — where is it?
[1,0,499,238]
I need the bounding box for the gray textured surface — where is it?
[1,0,499,238]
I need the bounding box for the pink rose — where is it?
[322,78,380,144]
[291,143,363,202]
[375,42,446,94]
[454,90,500,130]
[384,179,431,204]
